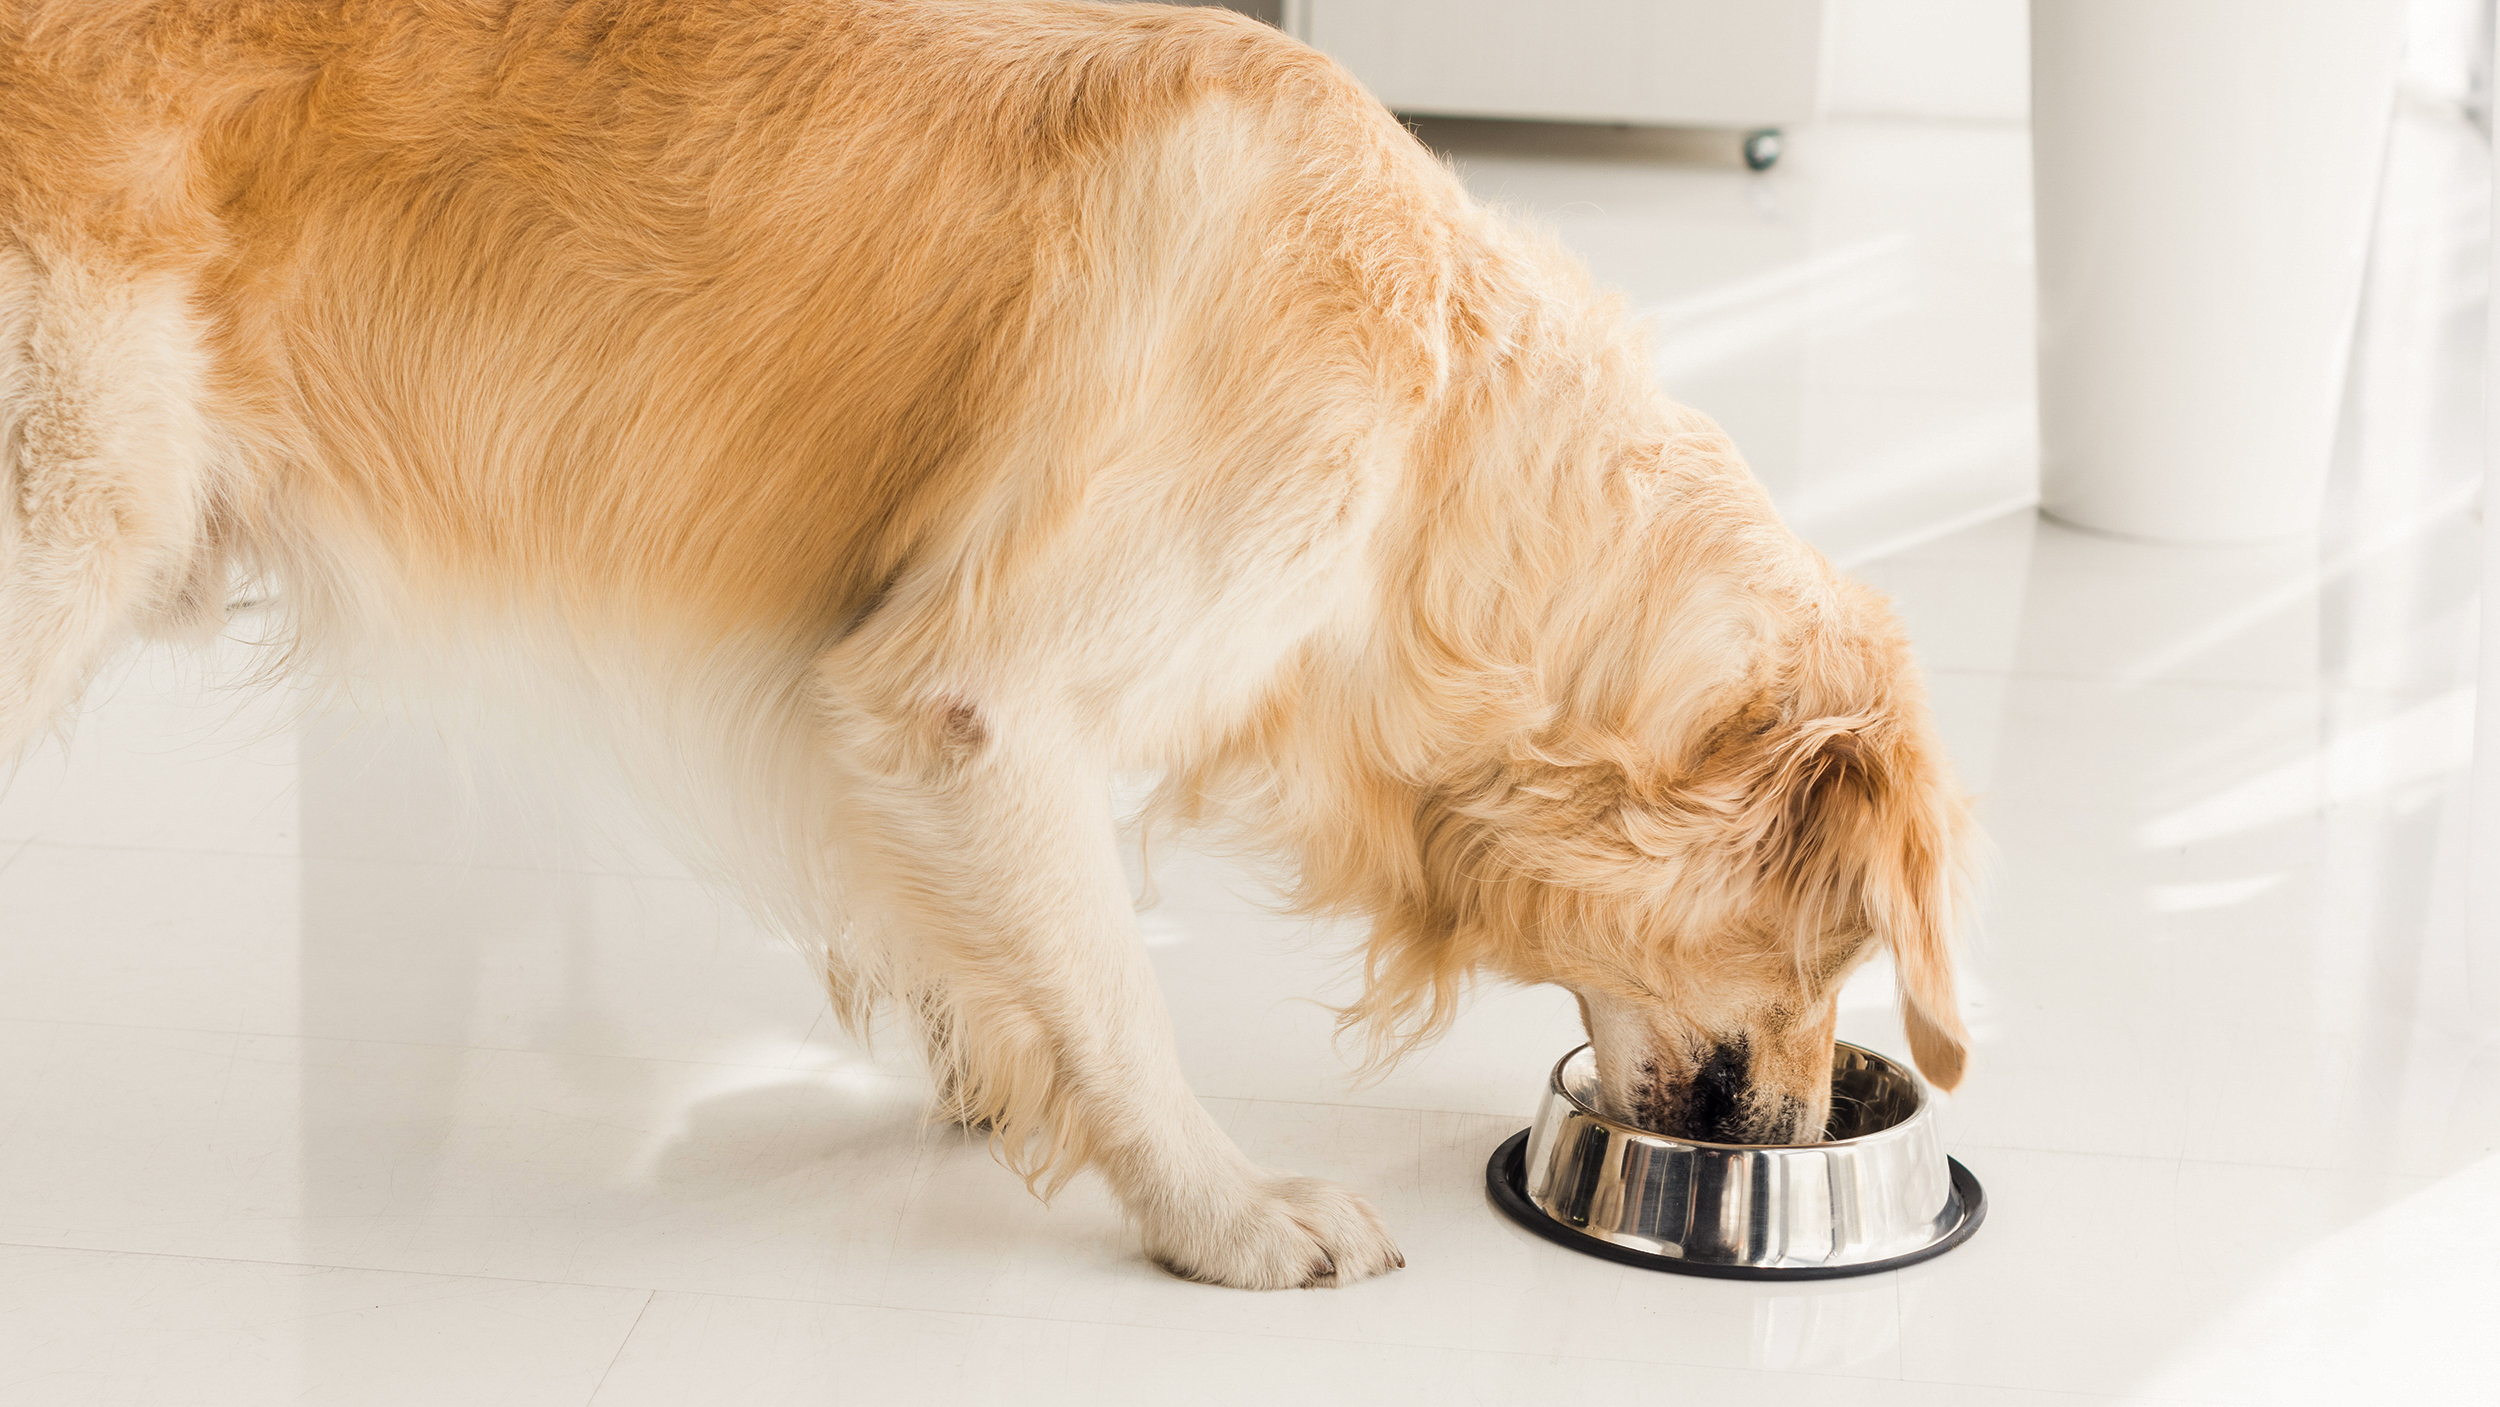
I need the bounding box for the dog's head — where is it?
[1559,693,1971,1144]
[1342,578,1970,1145]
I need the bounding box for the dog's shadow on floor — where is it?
[643,1074,935,1198]
[644,1070,1160,1286]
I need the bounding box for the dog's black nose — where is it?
[1632,1038,1757,1141]
[1681,1038,1752,1142]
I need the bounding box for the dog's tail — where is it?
[0,245,234,759]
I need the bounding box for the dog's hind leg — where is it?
[0,246,233,760]
[820,680,1403,1290]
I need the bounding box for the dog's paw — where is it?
[1143,1173,1404,1290]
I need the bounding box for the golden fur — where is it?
[0,0,1971,1289]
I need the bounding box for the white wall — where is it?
[2401,0,2493,109]
[1821,0,2030,121]
[2473,0,2500,1041]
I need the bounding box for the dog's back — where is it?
[2,0,1459,678]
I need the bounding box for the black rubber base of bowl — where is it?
[1485,1128,1985,1280]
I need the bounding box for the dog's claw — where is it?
[1141,1173,1400,1289]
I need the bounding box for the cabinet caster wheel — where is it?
[1742,128,1783,171]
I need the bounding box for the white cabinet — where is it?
[1283,0,1827,130]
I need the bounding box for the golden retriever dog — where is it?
[0,0,1971,1288]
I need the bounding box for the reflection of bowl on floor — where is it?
[1486,1042,1983,1279]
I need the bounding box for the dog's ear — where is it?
[1853,730,1970,1091]
[1871,785,1969,1089]
[1768,718,1971,1090]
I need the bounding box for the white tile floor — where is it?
[2,94,2494,1407]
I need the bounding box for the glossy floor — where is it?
[2,108,2493,1407]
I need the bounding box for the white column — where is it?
[2029,0,2408,543]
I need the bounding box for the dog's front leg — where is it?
[825,686,1402,1289]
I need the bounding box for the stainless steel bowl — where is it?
[1486,1042,1983,1279]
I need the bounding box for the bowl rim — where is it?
[1547,1039,1932,1152]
